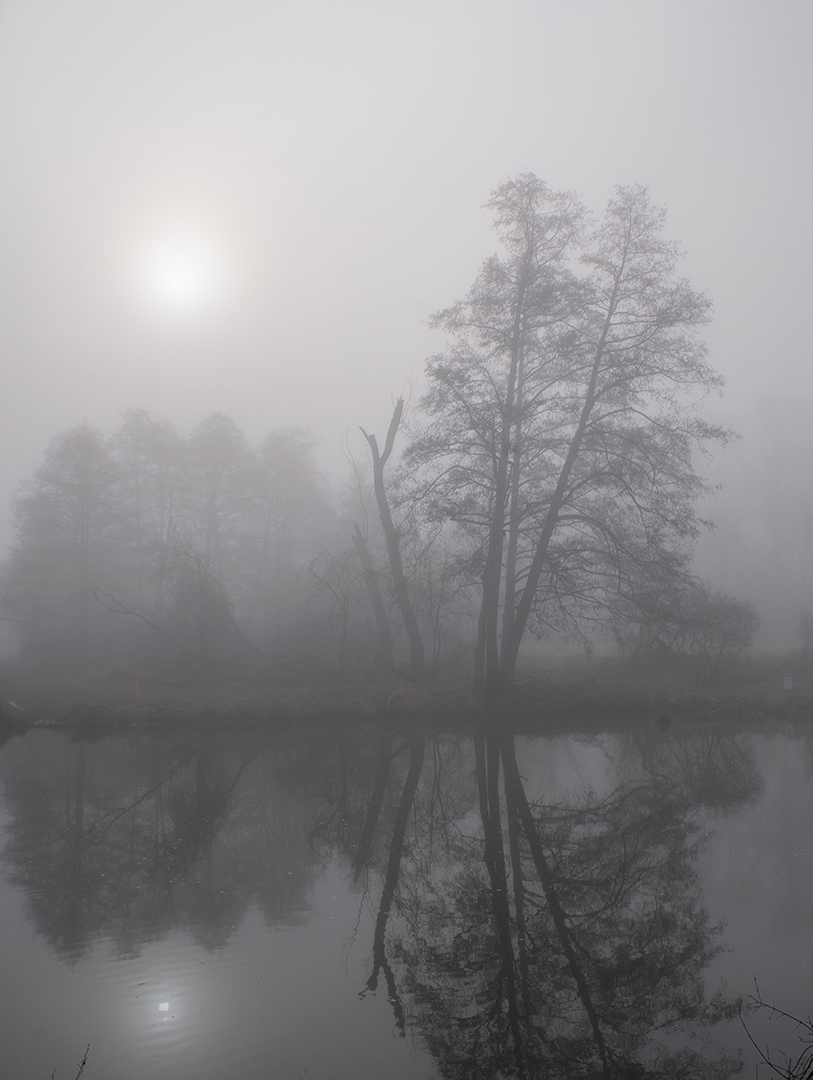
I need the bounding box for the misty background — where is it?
[0,0,811,654]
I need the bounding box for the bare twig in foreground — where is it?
[741,982,813,1079]
[50,1044,89,1080]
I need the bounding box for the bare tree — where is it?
[361,400,427,681]
[409,178,725,695]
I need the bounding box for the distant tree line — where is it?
[0,407,470,680]
[1,176,762,691]
[1,409,334,674]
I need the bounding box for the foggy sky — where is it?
[0,0,810,552]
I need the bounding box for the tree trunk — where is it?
[501,734,610,1077]
[475,734,527,1076]
[494,258,625,694]
[362,736,425,1033]
[501,339,526,653]
[362,400,426,681]
[352,733,394,879]
[476,256,532,696]
[352,522,394,675]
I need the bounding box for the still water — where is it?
[0,720,810,1079]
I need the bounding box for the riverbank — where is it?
[2,654,813,735]
[0,670,480,732]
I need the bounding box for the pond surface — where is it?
[0,720,811,1079]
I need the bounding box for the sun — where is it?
[134,228,226,315]
[150,250,211,306]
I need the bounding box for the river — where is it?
[0,720,810,1078]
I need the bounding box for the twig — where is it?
[52,1045,90,1080]
[74,1045,90,1080]
[740,981,813,1079]
[88,586,191,655]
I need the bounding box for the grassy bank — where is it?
[1,653,812,735]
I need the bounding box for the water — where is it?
[0,720,811,1079]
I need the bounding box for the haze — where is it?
[3,9,813,1070]
[0,0,810,615]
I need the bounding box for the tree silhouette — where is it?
[9,423,119,659]
[378,732,742,1078]
[408,178,726,695]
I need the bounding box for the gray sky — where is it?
[0,0,810,551]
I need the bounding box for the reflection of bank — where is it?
[0,731,320,962]
[352,729,748,1079]
[0,727,428,1079]
[0,723,767,1077]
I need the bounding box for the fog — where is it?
[2,14,813,1072]
[1,0,811,657]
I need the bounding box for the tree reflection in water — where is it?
[0,723,763,1076]
[343,728,756,1079]
[0,731,322,960]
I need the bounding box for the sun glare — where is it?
[134,228,226,315]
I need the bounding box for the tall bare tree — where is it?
[362,399,427,681]
[408,178,725,695]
